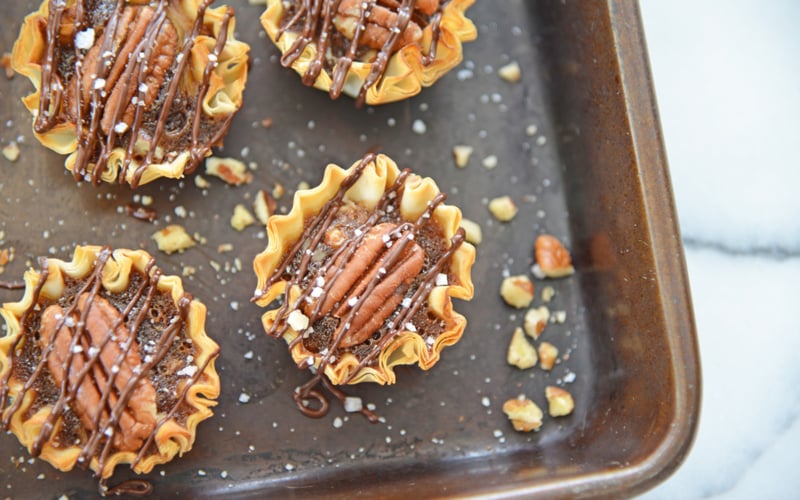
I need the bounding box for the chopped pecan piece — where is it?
[39,293,157,452]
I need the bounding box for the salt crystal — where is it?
[531,264,546,279]
[197,469,207,477]
[238,392,251,404]
[481,397,491,407]
[404,322,417,333]
[344,396,363,413]
[93,78,106,90]
[401,298,412,308]
[333,417,343,429]
[177,365,198,377]
[347,296,359,307]
[74,29,95,50]
[113,122,128,134]
[435,273,448,286]
[287,310,309,331]
[412,119,427,135]
[71,345,83,354]
[243,350,254,360]
[311,287,324,299]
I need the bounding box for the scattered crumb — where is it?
[1,52,13,79]
[538,342,558,370]
[481,155,498,169]
[552,310,567,324]
[507,327,537,369]
[502,397,543,432]
[498,61,521,82]
[534,234,575,278]
[488,196,518,222]
[523,306,549,339]
[152,225,195,254]
[253,189,276,225]
[194,175,210,189]
[272,183,285,199]
[459,218,482,245]
[297,181,310,191]
[2,142,20,162]
[541,286,556,303]
[545,386,575,417]
[412,119,427,135]
[231,204,255,231]
[261,117,273,128]
[206,157,253,185]
[500,275,534,308]
[217,243,234,253]
[452,145,473,168]
[182,265,197,277]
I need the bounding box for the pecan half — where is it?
[304,222,424,348]
[333,0,423,51]
[39,293,156,452]
[65,6,178,135]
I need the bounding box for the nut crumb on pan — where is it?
[481,155,498,169]
[552,310,567,324]
[2,142,20,162]
[231,204,255,231]
[537,342,558,371]
[545,386,574,417]
[488,196,518,222]
[507,327,537,369]
[253,189,277,225]
[541,285,556,303]
[194,175,210,189]
[452,145,473,168]
[500,275,534,309]
[1,52,13,79]
[502,397,543,432]
[152,224,195,254]
[206,157,253,186]
[523,306,549,339]
[534,234,575,278]
[498,61,521,82]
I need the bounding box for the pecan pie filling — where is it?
[0,246,219,495]
[253,153,475,420]
[13,0,248,187]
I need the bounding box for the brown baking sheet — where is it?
[0,1,700,498]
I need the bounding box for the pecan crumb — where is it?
[502,397,543,432]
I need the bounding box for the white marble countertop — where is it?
[640,1,800,498]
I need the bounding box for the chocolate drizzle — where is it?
[0,247,217,494]
[256,154,465,419]
[34,0,236,187]
[277,0,450,106]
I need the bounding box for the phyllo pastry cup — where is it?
[0,246,219,490]
[253,153,475,416]
[261,0,477,106]
[11,0,249,188]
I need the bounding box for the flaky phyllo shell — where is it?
[11,0,249,188]
[0,246,219,481]
[261,0,477,106]
[253,154,475,388]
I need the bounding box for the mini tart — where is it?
[0,246,219,481]
[11,0,249,188]
[261,0,477,106]
[253,153,475,391]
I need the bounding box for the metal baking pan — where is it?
[0,0,700,497]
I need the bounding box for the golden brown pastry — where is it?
[0,246,219,494]
[11,0,249,187]
[253,153,475,418]
[261,0,477,106]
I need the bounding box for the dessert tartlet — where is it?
[11,0,249,188]
[261,0,477,106]
[0,246,219,493]
[253,153,475,417]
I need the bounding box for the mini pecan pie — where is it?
[0,246,219,491]
[11,0,249,188]
[253,153,475,418]
[261,0,477,106]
